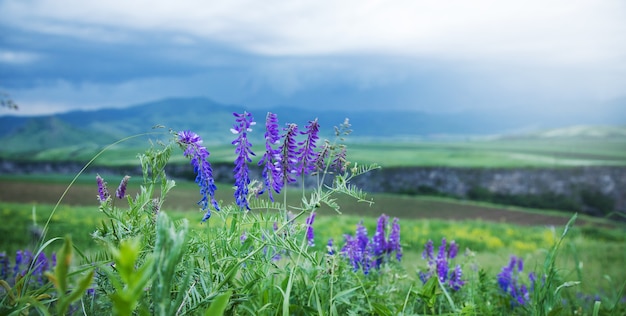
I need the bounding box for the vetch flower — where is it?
[420,238,465,291]
[115,175,130,199]
[96,174,109,202]
[388,218,402,261]
[371,214,388,268]
[258,112,283,201]
[231,112,256,210]
[331,145,348,173]
[448,264,465,290]
[497,255,534,307]
[297,118,320,176]
[279,123,299,185]
[306,212,316,247]
[327,239,335,255]
[178,130,219,221]
[0,252,9,281]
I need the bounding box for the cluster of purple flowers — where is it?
[231,112,256,210]
[176,112,351,221]
[96,174,131,203]
[497,255,536,307]
[338,214,402,274]
[305,212,316,247]
[177,130,219,222]
[0,250,56,286]
[419,238,465,291]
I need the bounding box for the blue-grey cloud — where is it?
[0,0,624,126]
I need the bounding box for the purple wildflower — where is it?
[240,231,248,244]
[279,123,299,185]
[448,240,458,259]
[327,239,335,255]
[297,118,320,176]
[448,265,465,290]
[497,255,534,307]
[258,112,283,201]
[96,174,109,202]
[178,130,219,221]
[388,218,402,261]
[420,238,465,291]
[14,250,24,276]
[371,214,388,268]
[436,240,450,283]
[0,252,9,280]
[33,252,50,284]
[306,212,316,247]
[331,145,348,173]
[115,175,131,199]
[231,112,256,210]
[423,240,434,261]
[313,140,331,173]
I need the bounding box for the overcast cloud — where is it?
[0,0,625,123]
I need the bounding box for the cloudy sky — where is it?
[1,0,625,124]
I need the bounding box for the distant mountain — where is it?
[0,97,624,156]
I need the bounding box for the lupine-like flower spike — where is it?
[331,145,348,173]
[388,218,402,261]
[279,123,299,185]
[177,130,219,221]
[420,238,464,290]
[297,118,320,176]
[371,214,388,268]
[306,212,316,247]
[436,238,450,282]
[497,255,534,307]
[115,175,131,199]
[231,112,256,210]
[258,112,283,201]
[449,265,465,290]
[96,174,110,202]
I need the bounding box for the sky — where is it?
[1,0,625,125]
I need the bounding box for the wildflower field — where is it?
[1,112,625,315]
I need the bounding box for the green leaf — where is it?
[204,290,232,316]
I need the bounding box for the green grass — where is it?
[346,139,626,167]
[1,200,624,297]
[3,136,625,168]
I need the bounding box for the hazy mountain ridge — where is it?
[1,97,625,154]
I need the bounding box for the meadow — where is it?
[1,115,625,315]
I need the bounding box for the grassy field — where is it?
[5,135,626,168]
[1,175,624,297]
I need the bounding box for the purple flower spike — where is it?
[420,238,464,291]
[0,252,9,280]
[448,240,458,259]
[448,265,465,290]
[423,240,434,261]
[497,255,534,307]
[258,112,283,201]
[232,112,256,210]
[388,218,402,262]
[306,212,316,247]
[297,118,320,176]
[96,174,109,202]
[279,123,299,185]
[371,214,388,268]
[178,130,219,221]
[115,175,131,199]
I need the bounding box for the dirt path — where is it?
[0,180,616,228]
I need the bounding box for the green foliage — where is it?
[45,236,94,315]
[2,119,626,316]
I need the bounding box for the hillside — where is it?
[1,97,625,160]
